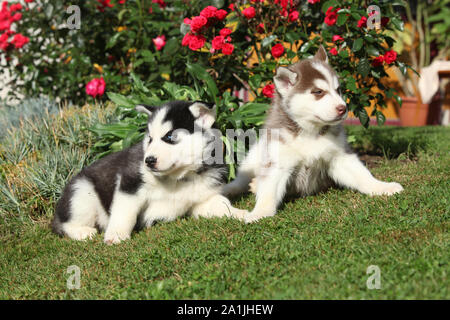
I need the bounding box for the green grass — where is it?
[0,105,448,299]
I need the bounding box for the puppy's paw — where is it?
[65,226,97,241]
[370,182,404,196]
[104,230,130,245]
[231,208,249,221]
[249,178,257,194]
[244,210,275,224]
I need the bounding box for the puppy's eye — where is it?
[312,89,323,95]
[148,136,153,144]
[162,131,176,144]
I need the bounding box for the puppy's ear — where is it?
[135,104,154,117]
[274,67,298,97]
[314,45,329,63]
[189,101,216,128]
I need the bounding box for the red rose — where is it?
[308,0,320,3]
[152,35,166,51]
[384,50,397,64]
[188,34,206,50]
[219,28,232,37]
[271,43,285,58]
[0,32,9,51]
[257,23,265,33]
[242,7,255,19]
[200,6,217,19]
[222,43,234,55]
[262,84,275,98]
[10,33,28,49]
[211,36,225,50]
[152,0,166,9]
[275,0,293,9]
[371,56,384,67]
[288,10,299,22]
[215,9,227,21]
[324,7,338,26]
[97,0,114,12]
[10,4,22,11]
[381,17,389,27]
[329,48,338,56]
[357,16,367,28]
[85,77,106,98]
[12,13,22,22]
[183,18,191,25]
[190,16,207,33]
[182,33,193,46]
[332,35,344,42]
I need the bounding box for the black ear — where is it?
[314,45,329,63]
[135,104,154,117]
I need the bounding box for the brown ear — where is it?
[314,45,328,63]
[274,67,298,97]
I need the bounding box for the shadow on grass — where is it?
[346,126,432,159]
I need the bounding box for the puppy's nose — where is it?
[336,104,347,116]
[145,156,157,168]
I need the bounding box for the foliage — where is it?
[0,96,59,136]
[390,0,450,97]
[2,0,406,128]
[0,0,205,104]
[88,0,408,171]
[0,103,114,223]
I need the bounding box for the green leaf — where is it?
[339,50,349,58]
[249,75,262,91]
[321,0,338,13]
[131,73,150,94]
[358,108,370,128]
[394,94,402,107]
[352,38,364,52]
[391,17,404,31]
[366,45,380,56]
[186,63,219,104]
[300,41,313,53]
[118,9,128,21]
[107,92,135,108]
[346,77,357,92]
[376,110,386,126]
[261,35,277,47]
[357,58,370,77]
[106,33,122,49]
[337,13,349,26]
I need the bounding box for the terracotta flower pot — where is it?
[399,94,441,126]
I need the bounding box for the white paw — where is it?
[249,178,257,194]
[231,208,249,221]
[104,230,130,245]
[66,226,97,241]
[244,211,275,224]
[370,182,404,196]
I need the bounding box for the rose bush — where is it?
[1,0,409,175]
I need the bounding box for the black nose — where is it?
[145,156,157,168]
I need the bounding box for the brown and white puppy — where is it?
[223,46,404,223]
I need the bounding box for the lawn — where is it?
[0,104,448,299]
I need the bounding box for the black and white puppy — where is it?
[52,101,246,244]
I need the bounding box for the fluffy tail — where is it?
[222,169,254,198]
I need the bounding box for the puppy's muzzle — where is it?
[145,156,157,169]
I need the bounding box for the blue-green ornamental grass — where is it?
[0,103,448,299]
